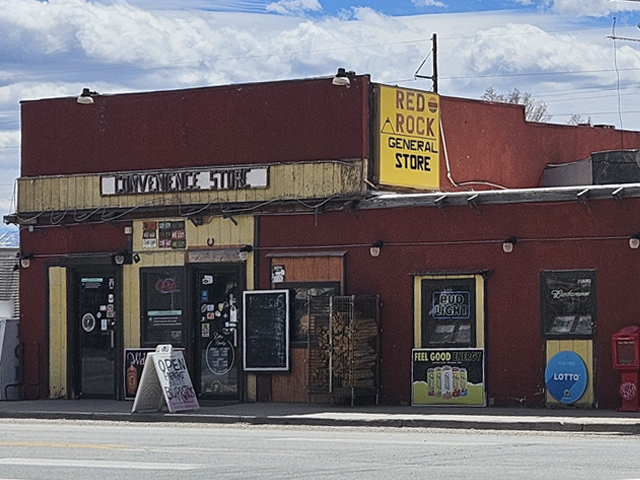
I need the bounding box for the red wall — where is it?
[20,76,370,176]
[22,79,640,191]
[258,198,640,408]
[439,96,640,190]
[19,222,130,396]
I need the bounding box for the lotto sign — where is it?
[545,351,588,404]
[377,85,440,190]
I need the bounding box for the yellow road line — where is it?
[0,441,127,450]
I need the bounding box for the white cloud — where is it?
[460,23,615,76]
[266,0,322,16]
[506,0,640,17]
[1,1,640,221]
[0,130,18,149]
[410,0,446,7]
[553,0,640,16]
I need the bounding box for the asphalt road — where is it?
[0,419,640,479]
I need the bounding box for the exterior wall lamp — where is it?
[112,251,132,266]
[332,68,355,87]
[77,88,99,105]
[630,234,640,250]
[370,240,384,258]
[502,236,517,254]
[17,253,33,270]
[239,245,253,261]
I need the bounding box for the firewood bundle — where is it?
[310,312,378,390]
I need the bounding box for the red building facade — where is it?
[9,74,640,409]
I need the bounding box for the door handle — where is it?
[110,330,114,349]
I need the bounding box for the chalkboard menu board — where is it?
[243,290,290,371]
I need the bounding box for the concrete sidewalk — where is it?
[1,399,640,434]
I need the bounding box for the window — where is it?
[540,270,596,338]
[420,277,477,348]
[140,267,186,347]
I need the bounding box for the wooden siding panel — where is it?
[67,176,77,212]
[271,348,309,402]
[49,178,61,212]
[48,267,67,399]
[271,256,344,284]
[272,164,285,199]
[283,164,295,200]
[123,264,139,349]
[15,160,365,214]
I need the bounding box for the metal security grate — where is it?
[307,296,331,398]
[307,295,380,405]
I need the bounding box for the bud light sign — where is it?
[545,351,588,404]
[432,291,470,320]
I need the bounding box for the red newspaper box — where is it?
[612,326,640,412]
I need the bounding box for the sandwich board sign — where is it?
[131,344,199,413]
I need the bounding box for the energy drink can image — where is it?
[427,368,435,396]
[452,367,461,397]
[460,367,468,396]
[442,365,453,399]
[434,367,442,397]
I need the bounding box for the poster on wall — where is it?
[540,270,596,338]
[124,347,185,400]
[412,348,485,406]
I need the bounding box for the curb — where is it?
[1,410,639,434]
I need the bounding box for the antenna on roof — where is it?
[414,33,438,94]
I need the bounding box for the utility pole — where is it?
[414,33,438,93]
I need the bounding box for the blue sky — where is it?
[2,0,640,239]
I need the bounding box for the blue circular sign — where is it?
[545,351,588,404]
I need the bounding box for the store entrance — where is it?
[73,271,119,398]
[193,265,243,401]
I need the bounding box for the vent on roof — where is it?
[543,150,640,187]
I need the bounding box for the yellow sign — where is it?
[377,85,440,190]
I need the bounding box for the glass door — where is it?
[75,272,118,398]
[194,266,242,401]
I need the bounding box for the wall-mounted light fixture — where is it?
[15,252,34,270]
[332,68,355,87]
[630,234,640,250]
[502,236,517,254]
[370,240,384,258]
[111,250,132,266]
[132,253,141,264]
[239,245,253,261]
[77,88,99,105]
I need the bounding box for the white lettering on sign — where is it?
[432,292,470,319]
[553,373,580,381]
[550,289,590,299]
[101,167,268,196]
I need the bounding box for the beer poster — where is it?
[412,348,485,406]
